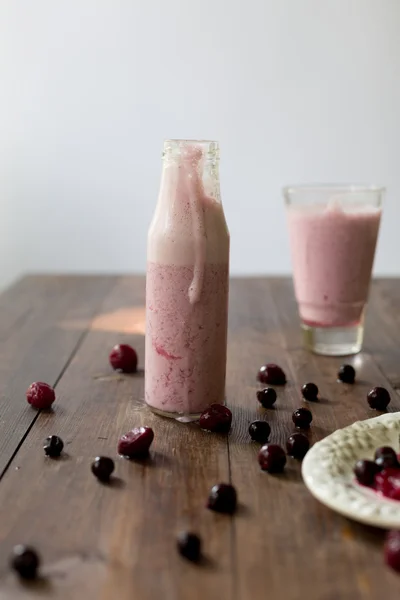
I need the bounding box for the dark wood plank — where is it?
[0,275,115,475]
[228,277,400,600]
[0,277,233,600]
[365,278,400,390]
[1,276,400,600]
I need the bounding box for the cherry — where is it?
[10,545,40,579]
[337,364,356,384]
[43,435,64,458]
[354,459,379,486]
[26,382,55,410]
[199,404,232,433]
[256,388,277,408]
[91,456,115,482]
[367,387,391,411]
[286,433,310,459]
[385,530,400,573]
[375,469,400,500]
[118,427,154,458]
[249,420,271,444]
[177,532,202,562]
[257,364,286,385]
[292,407,313,429]
[258,444,286,473]
[109,344,138,373]
[207,483,237,514]
[374,447,399,471]
[301,383,319,402]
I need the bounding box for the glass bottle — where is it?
[145,140,230,420]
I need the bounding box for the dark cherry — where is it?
[292,407,313,429]
[374,446,400,471]
[367,387,391,411]
[207,483,237,514]
[354,459,380,486]
[375,456,400,471]
[256,388,277,408]
[337,364,356,384]
[109,344,138,373]
[258,444,286,473]
[91,456,115,482]
[26,382,55,410]
[257,363,286,385]
[177,532,202,562]
[118,427,154,458]
[249,420,271,444]
[385,530,400,573]
[43,435,64,458]
[10,545,40,579]
[375,453,400,471]
[199,404,232,433]
[301,383,319,402]
[374,446,398,463]
[286,433,310,459]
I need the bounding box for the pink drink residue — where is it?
[287,202,381,327]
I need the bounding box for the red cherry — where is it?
[118,427,154,458]
[199,404,232,433]
[385,530,400,573]
[109,344,138,373]
[375,468,400,500]
[26,382,55,410]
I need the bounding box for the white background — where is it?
[1,0,399,290]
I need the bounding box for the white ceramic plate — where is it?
[302,413,400,528]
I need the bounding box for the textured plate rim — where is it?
[301,412,400,529]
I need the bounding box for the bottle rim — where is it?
[163,139,219,161]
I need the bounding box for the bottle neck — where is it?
[161,140,221,204]
[148,139,228,268]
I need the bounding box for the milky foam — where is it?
[147,143,229,268]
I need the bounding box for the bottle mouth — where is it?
[163,139,219,162]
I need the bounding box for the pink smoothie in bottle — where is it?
[286,199,382,328]
[145,140,229,419]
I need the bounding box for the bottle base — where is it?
[146,404,203,423]
[301,321,364,356]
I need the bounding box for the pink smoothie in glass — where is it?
[287,201,381,327]
[145,141,229,417]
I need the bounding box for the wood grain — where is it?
[0,275,114,476]
[0,277,232,600]
[0,276,399,599]
[365,279,400,390]
[227,278,400,600]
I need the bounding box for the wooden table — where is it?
[0,276,399,600]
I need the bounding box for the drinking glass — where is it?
[284,184,384,355]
